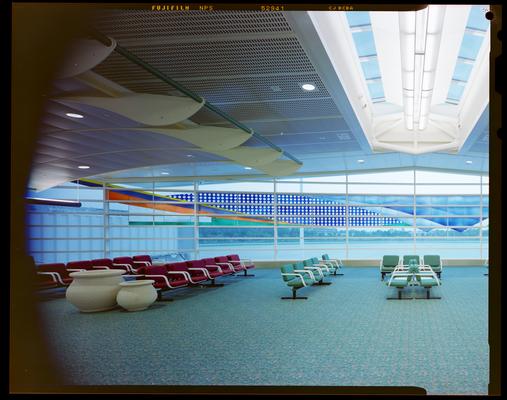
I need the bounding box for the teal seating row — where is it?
[280,255,344,300]
[385,262,442,300]
[380,254,443,280]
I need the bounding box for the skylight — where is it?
[446,5,489,105]
[346,11,386,103]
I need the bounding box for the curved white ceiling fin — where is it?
[257,159,302,176]
[56,93,205,126]
[57,37,117,79]
[149,126,252,151]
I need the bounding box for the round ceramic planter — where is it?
[66,269,126,312]
[116,280,157,311]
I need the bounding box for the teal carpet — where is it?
[37,267,488,394]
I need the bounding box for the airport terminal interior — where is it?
[12,4,499,396]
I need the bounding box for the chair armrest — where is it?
[37,271,59,284]
[294,269,315,280]
[92,265,110,270]
[313,263,330,272]
[113,263,134,272]
[166,271,191,280]
[133,261,152,266]
[128,274,145,278]
[326,258,342,267]
[188,267,211,279]
[205,264,223,273]
[37,271,65,285]
[141,274,172,288]
[216,262,240,271]
[281,272,308,287]
[118,263,140,273]
[67,268,86,272]
[303,266,323,279]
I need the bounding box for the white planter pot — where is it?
[66,269,126,312]
[116,280,157,312]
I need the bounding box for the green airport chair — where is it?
[380,255,400,281]
[280,263,316,300]
[293,261,322,281]
[311,257,337,275]
[385,264,412,300]
[422,255,443,278]
[303,259,332,285]
[321,254,344,276]
[414,264,442,299]
[403,255,421,267]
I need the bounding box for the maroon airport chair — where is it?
[135,264,190,300]
[165,262,208,285]
[133,254,153,267]
[112,256,139,274]
[186,259,224,286]
[66,260,95,271]
[201,257,235,276]
[36,263,75,287]
[226,254,255,277]
[214,255,246,275]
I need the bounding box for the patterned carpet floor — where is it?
[36,266,489,394]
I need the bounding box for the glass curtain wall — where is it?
[26,170,489,263]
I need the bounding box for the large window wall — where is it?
[26,170,489,263]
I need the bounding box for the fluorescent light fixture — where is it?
[301,83,316,91]
[65,112,84,118]
[161,172,170,175]
[399,6,446,130]
[186,154,194,158]
[357,159,365,163]
[466,160,473,164]
[78,165,90,169]
[244,167,253,170]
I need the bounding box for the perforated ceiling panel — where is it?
[110,73,331,103]
[94,37,317,80]
[93,10,293,39]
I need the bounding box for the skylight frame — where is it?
[346,11,386,103]
[445,5,490,105]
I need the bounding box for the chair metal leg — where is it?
[200,278,224,287]
[242,269,255,277]
[387,288,412,300]
[281,288,307,300]
[414,288,441,300]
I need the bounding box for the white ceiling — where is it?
[29,9,489,191]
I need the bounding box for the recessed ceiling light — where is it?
[186,154,194,158]
[357,159,365,163]
[78,165,90,169]
[301,83,316,91]
[244,167,252,170]
[161,172,170,175]
[319,136,326,140]
[66,113,84,118]
[466,160,473,164]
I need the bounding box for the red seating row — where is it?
[35,254,255,296]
